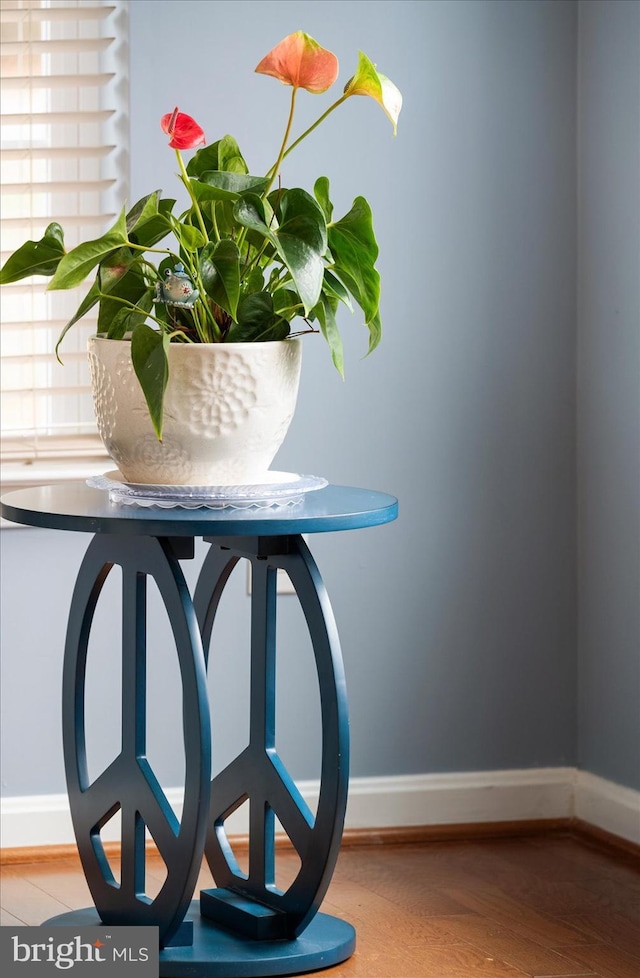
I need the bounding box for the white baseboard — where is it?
[344,768,576,828]
[575,770,640,845]
[1,767,638,850]
[1,793,75,849]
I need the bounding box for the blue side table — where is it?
[1,482,398,977]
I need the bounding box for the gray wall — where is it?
[577,0,640,790]
[1,0,636,804]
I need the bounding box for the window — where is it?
[0,0,128,487]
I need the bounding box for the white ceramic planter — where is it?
[88,336,302,485]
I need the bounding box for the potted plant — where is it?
[0,32,401,486]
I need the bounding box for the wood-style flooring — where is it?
[1,832,640,977]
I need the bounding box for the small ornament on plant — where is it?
[155,264,200,308]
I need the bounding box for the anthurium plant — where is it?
[0,32,402,438]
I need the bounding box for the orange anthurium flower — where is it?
[255,31,339,94]
[343,52,402,135]
[160,108,206,149]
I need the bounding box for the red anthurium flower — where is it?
[160,108,206,149]
[255,32,338,94]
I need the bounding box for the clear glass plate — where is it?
[87,471,328,510]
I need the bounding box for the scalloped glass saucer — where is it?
[87,471,328,510]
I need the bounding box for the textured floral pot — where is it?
[88,336,302,485]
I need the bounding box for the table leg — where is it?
[182,534,356,975]
[44,534,210,949]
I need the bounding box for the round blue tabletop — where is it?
[0,482,398,537]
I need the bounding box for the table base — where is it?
[44,903,356,977]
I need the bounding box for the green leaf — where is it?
[48,208,129,290]
[126,192,161,233]
[314,177,333,223]
[56,279,102,360]
[97,260,153,334]
[263,320,291,341]
[328,196,380,323]
[233,194,272,235]
[235,189,327,316]
[227,293,290,342]
[95,246,136,291]
[244,267,265,294]
[273,190,327,315]
[56,249,148,358]
[190,172,267,205]
[186,135,249,177]
[313,295,345,377]
[278,188,327,255]
[273,287,302,319]
[0,222,65,284]
[127,192,175,247]
[186,142,221,177]
[104,306,134,340]
[212,199,238,236]
[233,196,278,254]
[218,135,249,173]
[274,233,324,315]
[367,309,382,354]
[199,240,241,319]
[322,268,353,311]
[173,221,206,252]
[130,324,170,440]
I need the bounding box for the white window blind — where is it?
[0,0,127,477]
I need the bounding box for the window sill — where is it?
[1,457,111,529]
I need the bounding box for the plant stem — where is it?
[96,292,166,330]
[263,86,298,196]
[189,300,208,343]
[242,237,270,279]
[176,249,223,343]
[126,242,173,257]
[265,93,350,178]
[175,148,208,238]
[210,202,220,242]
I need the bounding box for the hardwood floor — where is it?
[1,832,639,977]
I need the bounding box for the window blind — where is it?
[0,0,127,471]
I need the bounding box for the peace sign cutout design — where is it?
[194,536,349,940]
